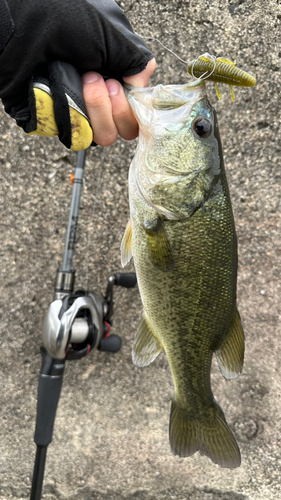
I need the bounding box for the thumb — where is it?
[123,58,156,88]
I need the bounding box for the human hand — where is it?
[82,58,156,147]
[0,0,155,150]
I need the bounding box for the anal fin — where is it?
[216,306,245,380]
[132,312,163,367]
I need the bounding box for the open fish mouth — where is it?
[125,79,207,111]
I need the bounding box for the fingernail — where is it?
[82,72,100,84]
[107,80,120,96]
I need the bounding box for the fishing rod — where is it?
[30,148,137,500]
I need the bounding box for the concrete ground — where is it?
[1,0,281,498]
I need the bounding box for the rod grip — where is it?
[34,374,64,446]
[34,350,65,446]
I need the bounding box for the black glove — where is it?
[0,0,153,150]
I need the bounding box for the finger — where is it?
[82,72,118,147]
[105,79,139,141]
[123,57,157,87]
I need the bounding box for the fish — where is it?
[122,79,245,469]
[187,53,256,101]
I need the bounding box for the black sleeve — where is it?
[0,0,14,53]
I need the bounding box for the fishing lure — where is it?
[134,34,256,101]
[187,53,256,101]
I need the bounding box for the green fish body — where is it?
[122,81,245,469]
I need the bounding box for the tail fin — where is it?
[169,400,241,469]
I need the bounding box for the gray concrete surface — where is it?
[1,0,281,498]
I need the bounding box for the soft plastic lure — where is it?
[187,53,256,101]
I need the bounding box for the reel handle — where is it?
[114,272,137,288]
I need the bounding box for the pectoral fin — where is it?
[143,218,174,272]
[216,306,245,380]
[132,312,163,367]
[120,219,133,267]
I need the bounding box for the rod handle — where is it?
[34,350,65,447]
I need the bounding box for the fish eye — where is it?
[193,117,212,138]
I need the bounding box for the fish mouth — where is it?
[126,83,219,221]
[125,80,207,112]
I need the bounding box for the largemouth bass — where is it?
[122,81,245,469]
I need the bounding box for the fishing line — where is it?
[191,52,217,81]
[134,33,188,65]
[135,33,218,83]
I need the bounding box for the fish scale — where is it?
[135,200,236,395]
[122,80,245,469]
